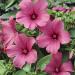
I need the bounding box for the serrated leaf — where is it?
[37,55,51,71]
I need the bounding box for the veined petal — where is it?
[60,31,71,44]
[13,54,26,68]
[37,34,50,48]
[25,50,37,64]
[46,40,60,54]
[60,61,74,72]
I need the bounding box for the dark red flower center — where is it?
[23,49,29,55]
[50,15,55,21]
[51,33,58,40]
[30,12,38,20]
[22,45,29,55]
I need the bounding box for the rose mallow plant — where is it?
[0,0,74,75]
[37,19,71,54]
[45,52,73,75]
[6,34,37,68]
[16,0,49,30]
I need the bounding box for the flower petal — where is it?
[50,52,62,68]
[27,37,35,50]
[16,11,31,29]
[60,31,71,44]
[45,52,62,74]
[35,0,48,10]
[6,45,21,58]
[19,0,31,10]
[14,34,27,48]
[45,63,55,74]
[58,72,70,75]
[52,6,66,12]
[38,20,52,34]
[0,31,3,42]
[13,54,26,68]
[60,61,73,72]
[46,40,60,54]
[9,16,16,31]
[25,50,37,64]
[52,19,64,32]
[52,73,58,75]
[36,13,49,27]
[37,34,50,48]
[29,22,37,30]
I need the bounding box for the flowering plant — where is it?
[0,0,75,75]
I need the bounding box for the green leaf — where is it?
[14,70,26,75]
[70,11,75,15]
[6,0,17,9]
[16,24,24,31]
[0,12,16,20]
[0,60,6,75]
[23,64,31,72]
[47,9,56,14]
[37,55,51,71]
[21,28,39,36]
[62,52,69,62]
[72,72,75,75]
[37,72,47,75]
[0,3,4,8]
[69,28,75,39]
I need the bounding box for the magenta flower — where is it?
[16,0,49,30]
[71,7,75,12]
[0,16,17,50]
[6,34,37,68]
[1,17,16,41]
[37,19,71,54]
[45,52,73,75]
[52,6,67,12]
[0,31,3,42]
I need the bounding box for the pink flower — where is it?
[52,6,67,12]
[45,52,73,75]
[0,16,18,51]
[0,30,3,42]
[71,7,75,12]
[16,0,49,30]
[52,6,72,13]
[0,30,3,49]
[37,19,71,54]
[6,34,37,68]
